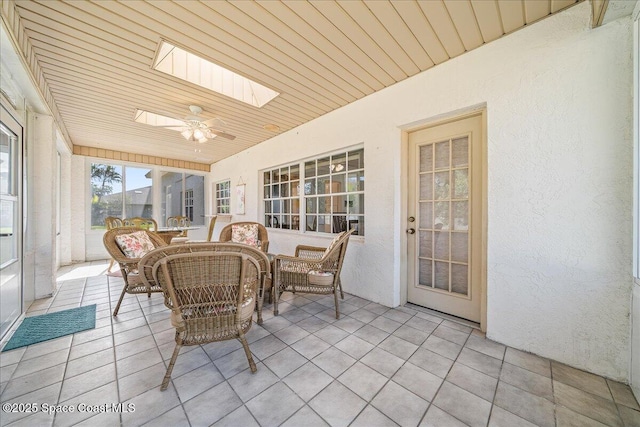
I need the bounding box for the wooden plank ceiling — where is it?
[11,0,580,165]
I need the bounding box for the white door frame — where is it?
[400,107,488,331]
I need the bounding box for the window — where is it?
[263,165,300,230]
[215,180,231,214]
[184,189,194,221]
[160,172,204,226]
[90,162,205,228]
[262,148,364,235]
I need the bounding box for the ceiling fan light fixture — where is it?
[193,128,205,140]
[181,129,193,140]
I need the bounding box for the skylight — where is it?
[152,40,279,108]
[133,109,184,128]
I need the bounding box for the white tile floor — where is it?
[0,260,639,426]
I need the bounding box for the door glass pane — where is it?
[434,231,449,260]
[451,264,469,295]
[453,169,469,199]
[420,173,433,199]
[419,231,432,258]
[451,232,469,263]
[0,134,11,195]
[452,137,468,167]
[434,172,450,199]
[452,201,469,231]
[0,199,16,265]
[0,117,21,340]
[419,259,432,287]
[420,145,432,173]
[435,140,450,169]
[419,202,433,229]
[434,202,450,230]
[434,261,449,290]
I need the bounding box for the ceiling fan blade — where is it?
[203,117,225,127]
[210,129,236,140]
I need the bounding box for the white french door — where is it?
[407,113,485,323]
[0,105,23,339]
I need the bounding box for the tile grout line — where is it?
[485,345,507,427]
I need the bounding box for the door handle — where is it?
[406,228,416,234]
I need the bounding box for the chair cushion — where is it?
[323,231,346,257]
[115,231,156,258]
[232,224,259,247]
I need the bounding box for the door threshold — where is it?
[404,303,481,330]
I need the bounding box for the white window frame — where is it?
[635,16,640,281]
[215,180,231,214]
[261,146,365,236]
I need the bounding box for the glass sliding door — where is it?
[0,105,23,339]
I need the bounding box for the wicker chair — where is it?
[139,242,271,325]
[105,216,123,273]
[123,216,158,231]
[140,248,262,390]
[103,227,167,316]
[219,222,269,252]
[167,215,191,237]
[273,229,355,319]
[206,216,217,241]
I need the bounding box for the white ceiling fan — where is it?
[134,105,236,143]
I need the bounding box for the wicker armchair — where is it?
[123,216,158,231]
[139,242,271,324]
[219,222,269,252]
[273,229,355,319]
[167,215,191,237]
[105,216,123,273]
[140,248,262,390]
[206,215,217,241]
[103,227,167,316]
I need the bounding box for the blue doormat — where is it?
[2,305,96,352]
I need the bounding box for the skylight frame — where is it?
[152,39,279,108]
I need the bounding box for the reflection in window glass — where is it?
[90,163,123,228]
[125,167,152,219]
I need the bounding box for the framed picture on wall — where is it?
[236,184,246,215]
